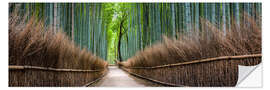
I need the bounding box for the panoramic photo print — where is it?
[8,3,262,87]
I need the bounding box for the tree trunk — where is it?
[118,20,124,62]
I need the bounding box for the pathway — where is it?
[90,66,162,87]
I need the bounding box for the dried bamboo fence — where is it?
[118,54,261,87]
[9,65,108,87]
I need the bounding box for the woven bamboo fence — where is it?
[119,54,261,87]
[9,65,108,87]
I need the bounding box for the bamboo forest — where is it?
[9,3,262,87]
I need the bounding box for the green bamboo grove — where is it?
[117,3,261,61]
[9,3,261,64]
[9,3,109,60]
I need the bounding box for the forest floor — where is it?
[89,66,162,87]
